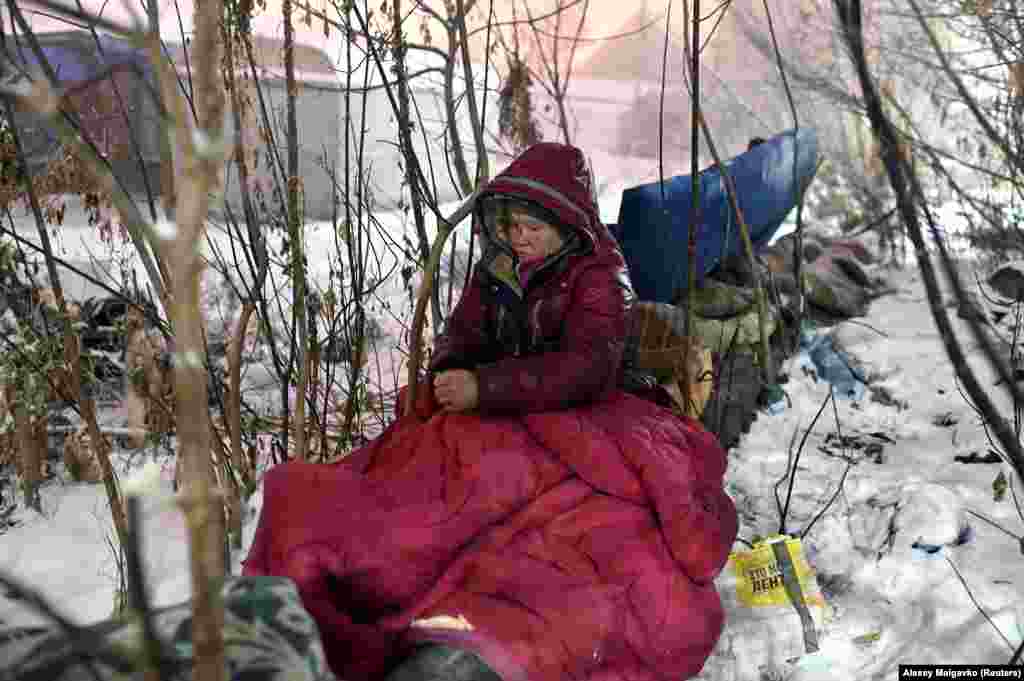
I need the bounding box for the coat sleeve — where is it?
[428,268,493,374]
[474,261,630,414]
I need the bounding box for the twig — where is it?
[973,270,1010,309]
[13,0,138,35]
[779,388,832,536]
[0,223,167,332]
[775,417,803,523]
[698,0,730,55]
[1010,472,1024,530]
[944,556,1016,654]
[964,509,1023,543]
[844,207,898,239]
[657,0,672,207]
[760,0,807,343]
[124,496,170,681]
[801,386,852,538]
[801,461,852,540]
[839,318,890,338]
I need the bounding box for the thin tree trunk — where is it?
[227,302,255,488]
[283,0,309,462]
[168,0,228,676]
[444,46,474,195]
[338,3,371,445]
[150,0,175,225]
[13,404,40,512]
[684,0,700,411]
[454,0,489,184]
[837,0,1024,485]
[391,0,441,332]
[556,0,587,145]
[759,0,805,350]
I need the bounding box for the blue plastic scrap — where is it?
[910,541,945,560]
[910,525,973,560]
[799,333,867,401]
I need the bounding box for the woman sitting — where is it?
[243,143,738,681]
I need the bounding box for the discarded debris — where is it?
[954,450,1002,464]
[869,385,908,411]
[801,332,867,400]
[0,503,18,534]
[993,471,1008,502]
[852,631,882,647]
[818,431,892,464]
[987,260,1024,302]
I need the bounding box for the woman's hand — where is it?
[433,370,479,412]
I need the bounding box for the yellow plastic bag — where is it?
[728,536,826,613]
[712,535,828,677]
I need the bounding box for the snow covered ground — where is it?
[1,181,1023,680]
[700,261,1024,680]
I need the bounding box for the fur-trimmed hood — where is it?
[477,143,608,253]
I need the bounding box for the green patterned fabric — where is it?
[0,576,338,681]
[688,279,757,319]
[690,308,777,356]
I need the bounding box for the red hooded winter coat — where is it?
[244,144,738,681]
[428,143,634,413]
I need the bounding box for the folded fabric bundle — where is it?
[763,236,881,320]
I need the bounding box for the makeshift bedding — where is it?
[243,392,738,681]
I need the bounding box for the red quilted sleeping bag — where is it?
[243,391,737,681]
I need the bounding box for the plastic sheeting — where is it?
[799,331,867,401]
[614,128,819,303]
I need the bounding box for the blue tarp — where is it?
[613,128,819,303]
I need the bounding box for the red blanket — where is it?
[243,392,737,681]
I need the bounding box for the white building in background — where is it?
[326,41,501,211]
[164,36,343,222]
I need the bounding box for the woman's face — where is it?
[498,206,566,262]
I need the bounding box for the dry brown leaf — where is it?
[1009,62,1024,97]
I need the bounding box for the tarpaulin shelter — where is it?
[1,31,162,195]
